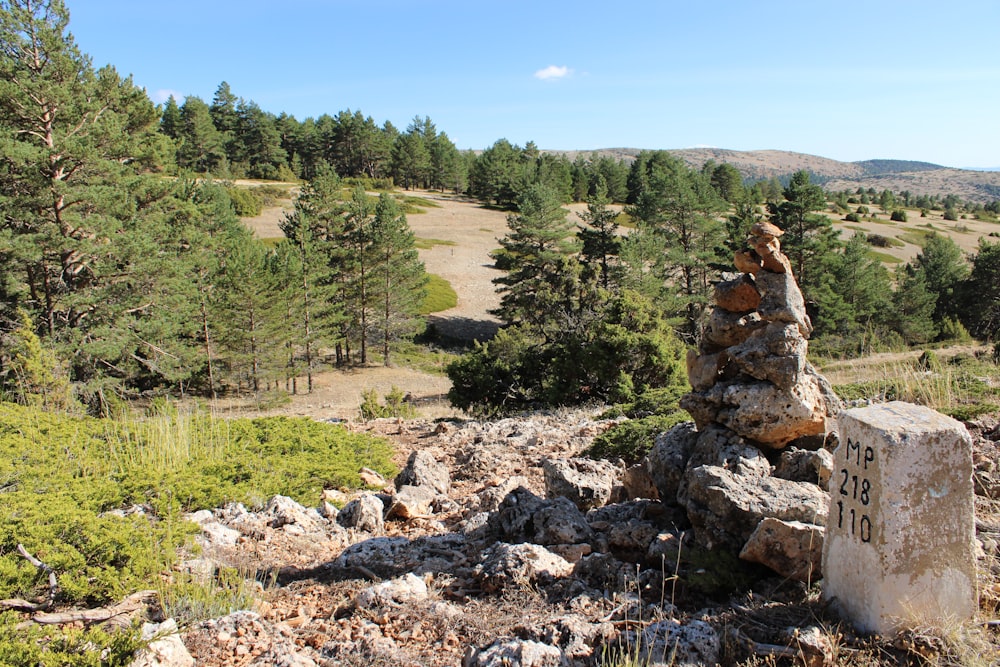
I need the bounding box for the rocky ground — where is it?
[122,409,1000,667]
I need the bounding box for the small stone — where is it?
[740,517,824,582]
[733,249,762,274]
[750,220,784,239]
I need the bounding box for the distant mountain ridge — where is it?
[546,147,1000,202]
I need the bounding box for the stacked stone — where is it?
[680,221,840,450]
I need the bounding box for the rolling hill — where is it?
[548,148,1000,203]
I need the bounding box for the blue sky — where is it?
[65,1,1000,168]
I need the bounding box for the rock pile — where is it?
[630,221,842,579]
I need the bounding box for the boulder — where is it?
[395,450,450,495]
[644,422,699,502]
[702,308,766,349]
[264,495,326,535]
[532,496,594,545]
[681,465,828,550]
[336,494,385,534]
[739,517,824,582]
[542,457,619,510]
[773,447,834,487]
[686,350,729,392]
[755,269,812,336]
[386,484,437,520]
[463,639,567,667]
[683,423,771,479]
[474,543,573,592]
[680,376,831,449]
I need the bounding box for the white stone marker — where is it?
[822,401,976,634]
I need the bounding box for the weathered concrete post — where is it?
[822,401,976,634]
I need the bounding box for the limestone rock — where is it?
[264,495,326,535]
[622,461,659,500]
[463,638,567,667]
[733,249,762,274]
[334,536,409,574]
[686,350,728,392]
[727,322,808,390]
[645,422,699,502]
[739,517,824,582]
[542,457,619,510]
[131,619,194,667]
[774,447,834,487]
[395,450,451,495]
[680,377,831,449]
[713,274,761,312]
[750,220,784,240]
[702,308,766,349]
[475,543,573,592]
[755,269,812,336]
[533,496,595,545]
[681,465,828,550]
[336,494,385,533]
[386,484,437,520]
[355,573,429,608]
[358,467,388,488]
[683,423,771,479]
[620,619,720,667]
[491,487,592,545]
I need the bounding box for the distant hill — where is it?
[546,148,1000,203]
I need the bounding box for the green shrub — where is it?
[844,212,860,222]
[890,209,908,222]
[0,403,396,605]
[226,187,263,217]
[938,317,972,343]
[0,612,142,666]
[446,292,688,417]
[359,386,417,420]
[585,412,689,465]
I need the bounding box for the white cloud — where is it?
[150,88,185,104]
[534,65,571,81]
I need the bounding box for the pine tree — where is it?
[890,264,938,345]
[576,180,621,291]
[492,184,576,327]
[625,154,726,340]
[914,232,969,324]
[768,170,839,291]
[371,194,427,365]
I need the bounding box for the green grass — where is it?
[420,273,458,314]
[396,194,441,215]
[867,249,903,264]
[897,229,936,246]
[414,237,458,250]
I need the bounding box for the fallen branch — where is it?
[29,590,158,626]
[0,545,59,612]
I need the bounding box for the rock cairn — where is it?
[680,220,840,449]
[634,220,845,575]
